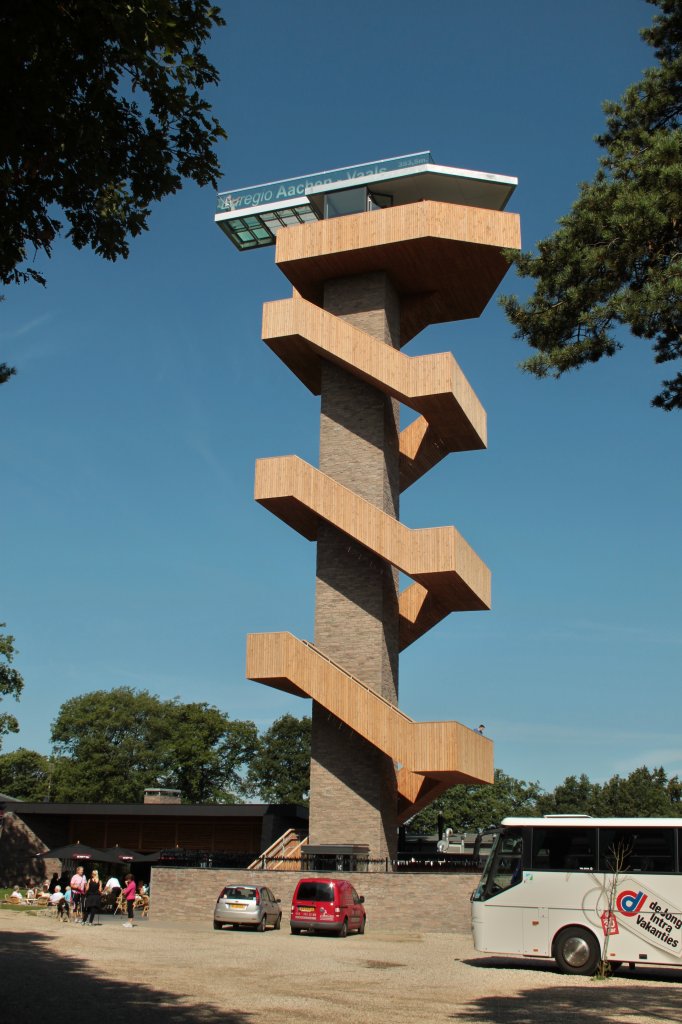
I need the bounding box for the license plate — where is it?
[298,906,315,914]
[229,903,246,910]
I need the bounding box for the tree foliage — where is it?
[246,714,311,804]
[0,0,226,291]
[409,765,682,833]
[0,747,51,801]
[501,0,682,410]
[408,769,543,834]
[0,624,24,750]
[535,766,682,817]
[50,687,258,804]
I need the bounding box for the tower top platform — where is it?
[215,152,517,252]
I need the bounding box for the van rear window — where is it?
[296,882,334,902]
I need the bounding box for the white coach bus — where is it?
[471,816,682,975]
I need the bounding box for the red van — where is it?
[290,877,366,936]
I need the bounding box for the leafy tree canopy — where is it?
[408,769,543,834]
[410,765,682,834]
[501,0,682,410]
[50,687,258,804]
[246,713,311,804]
[0,747,50,801]
[0,624,24,750]
[0,0,226,291]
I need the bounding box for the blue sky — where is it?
[2,0,680,793]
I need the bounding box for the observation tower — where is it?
[216,153,521,864]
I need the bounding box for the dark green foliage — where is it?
[0,0,226,290]
[0,747,51,801]
[594,765,681,816]
[536,766,682,818]
[410,764,682,833]
[246,713,311,804]
[50,687,258,804]
[501,0,682,410]
[0,624,24,749]
[408,769,543,834]
[535,773,599,816]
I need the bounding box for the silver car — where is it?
[213,884,282,931]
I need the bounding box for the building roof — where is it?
[215,151,517,251]
[1,801,308,820]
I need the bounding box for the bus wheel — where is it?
[554,927,601,975]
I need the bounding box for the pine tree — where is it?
[501,0,682,410]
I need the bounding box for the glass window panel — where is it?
[599,828,675,873]
[531,828,597,871]
[324,187,368,219]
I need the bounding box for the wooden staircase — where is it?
[248,828,309,870]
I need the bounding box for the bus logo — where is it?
[616,889,648,916]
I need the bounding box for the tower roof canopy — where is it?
[215,152,517,252]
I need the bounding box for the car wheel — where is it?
[256,915,266,932]
[291,925,301,935]
[338,919,348,938]
[213,921,223,930]
[274,913,282,930]
[357,915,365,935]
[554,927,601,975]
[232,923,240,930]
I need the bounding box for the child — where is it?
[122,874,136,928]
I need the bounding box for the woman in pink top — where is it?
[122,874,136,928]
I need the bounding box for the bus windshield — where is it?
[472,828,523,901]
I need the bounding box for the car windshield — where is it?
[222,887,257,899]
[296,882,334,902]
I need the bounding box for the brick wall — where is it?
[150,867,478,935]
[309,270,402,861]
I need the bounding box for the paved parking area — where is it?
[2,910,681,1023]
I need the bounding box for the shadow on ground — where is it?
[454,956,682,1023]
[0,930,255,1024]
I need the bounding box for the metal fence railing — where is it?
[153,850,483,873]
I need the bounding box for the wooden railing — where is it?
[247,829,309,871]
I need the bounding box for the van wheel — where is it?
[554,927,600,975]
[291,926,301,935]
[338,919,348,938]
[358,916,365,935]
[274,913,281,930]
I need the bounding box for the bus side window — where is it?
[531,828,597,871]
[599,828,675,873]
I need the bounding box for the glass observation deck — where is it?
[215,152,517,252]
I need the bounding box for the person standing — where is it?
[122,874,136,928]
[83,870,102,925]
[70,865,86,920]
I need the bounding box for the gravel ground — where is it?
[2,910,681,1024]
